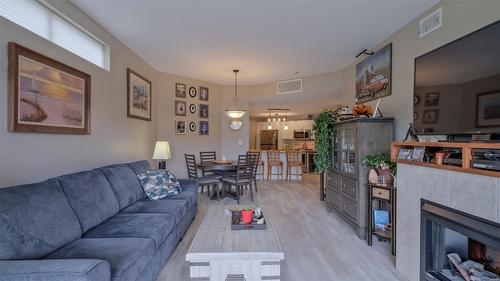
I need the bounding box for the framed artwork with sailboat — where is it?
[8,42,91,134]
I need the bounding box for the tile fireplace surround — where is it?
[396,164,500,281]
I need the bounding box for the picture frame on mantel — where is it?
[127,68,152,121]
[8,42,91,134]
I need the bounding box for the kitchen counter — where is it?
[250,149,317,179]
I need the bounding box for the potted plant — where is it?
[241,206,254,224]
[313,110,339,201]
[362,153,396,185]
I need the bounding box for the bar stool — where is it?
[286,150,304,180]
[267,150,283,180]
[259,160,265,180]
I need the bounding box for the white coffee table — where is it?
[186,205,284,281]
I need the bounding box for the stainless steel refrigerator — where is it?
[260,130,278,150]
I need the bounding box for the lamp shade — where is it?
[152,141,171,160]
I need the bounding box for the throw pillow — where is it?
[137,170,182,200]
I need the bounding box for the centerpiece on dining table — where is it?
[230,206,267,230]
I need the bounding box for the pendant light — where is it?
[267,111,272,129]
[225,69,246,119]
[284,112,289,130]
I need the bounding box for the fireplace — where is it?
[420,200,500,281]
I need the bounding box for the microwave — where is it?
[293,130,310,139]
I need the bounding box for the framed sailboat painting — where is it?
[8,42,91,134]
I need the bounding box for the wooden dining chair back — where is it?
[200,151,216,163]
[199,151,216,175]
[185,153,221,200]
[235,154,253,180]
[185,154,198,179]
[267,150,283,180]
[286,150,304,180]
[221,154,253,204]
[246,151,260,193]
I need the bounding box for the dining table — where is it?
[196,160,239,200]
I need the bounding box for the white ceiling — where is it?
[72,0,438,86]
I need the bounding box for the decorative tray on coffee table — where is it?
[231,210,267,230]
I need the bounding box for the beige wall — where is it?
[341,0,500,139]
[339,1,500,280]
[249,70,343,118]
[3,0,500,188]
[0,0,229,186]
[220,86,250,160]
[0,0,161,186]
[156,75,222,178]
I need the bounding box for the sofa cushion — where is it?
[46,238,153,281]
[100,164,145,210]
[128,160,151,175]
[137,170,182,200]
[121,198,189,220]
[58,170,120,233]
[0,179,82,260]
[83,213,175,250]
[162,191,197,210]
[178,178,198,193]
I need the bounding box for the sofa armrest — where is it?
[0,259,111,281]
[178,179,198,194]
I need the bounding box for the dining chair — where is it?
[221,154,253,204]
[185,154,221,200]
[267,150,283,180]
[246,151,261,193]
[199,151,217,176]
[286,150,304,180]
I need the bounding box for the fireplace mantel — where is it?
[396,163,500,281]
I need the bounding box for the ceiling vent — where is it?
[419,7,442,38]
[277,78,302,95]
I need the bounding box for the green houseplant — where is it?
[362,153,396,185]
[313,110,339,200]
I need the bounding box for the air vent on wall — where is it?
[419,7,442,38]
[277,78,302,95]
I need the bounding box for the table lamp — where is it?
[152,141,171,170]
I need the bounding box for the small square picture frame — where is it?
[200,86,209,101]
[423,109,439,124]
[175,100,186,116]
[425,92,440,106]
[199,104,209,119]
[175,120,186,135]
[175,83,186,98]
[376,176,386,186]
[397,148,413,160]
[199,121,209,135]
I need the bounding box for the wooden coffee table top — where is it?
[186,205,284,261]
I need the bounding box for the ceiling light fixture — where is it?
[267,123,272,130]
[225,69,246,119]
[284,112,289,130]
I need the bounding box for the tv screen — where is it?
[414,20,500,135]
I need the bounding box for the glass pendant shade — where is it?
[225,110,246,119]
[229,119,243,131]
[267,124,272,129]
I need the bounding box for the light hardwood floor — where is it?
[157,175,407,281]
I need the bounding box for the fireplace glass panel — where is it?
[421,200,500,281]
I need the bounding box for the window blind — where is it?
[0,0,109,70]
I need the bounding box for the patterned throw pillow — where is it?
[137,170,182,200]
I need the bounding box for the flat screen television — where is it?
[414,20,500,136]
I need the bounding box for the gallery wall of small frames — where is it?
[175,83,209,135]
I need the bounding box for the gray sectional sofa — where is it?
[0,160,198,281]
